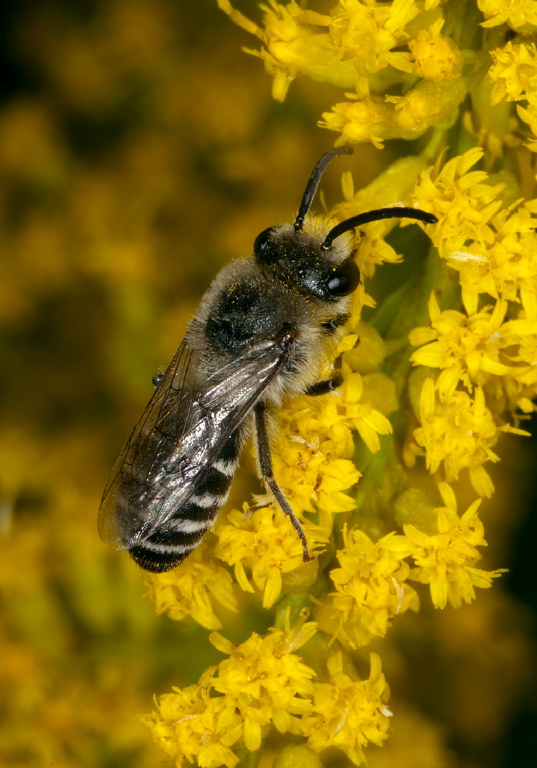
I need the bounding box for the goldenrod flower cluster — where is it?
[144,612,390,767]
[134,1,537,766]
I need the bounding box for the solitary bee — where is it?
[99,146,437,572]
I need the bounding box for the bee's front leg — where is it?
[305,373,343,396]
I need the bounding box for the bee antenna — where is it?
[294,146,354,233]
[321,206,438,251]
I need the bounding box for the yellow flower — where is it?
[518,102,537,148]
[328,0,419,75]
[320,525,419,648]
[275,388,363,523]
[210,617,317,751]
[410,294,513,396]
[409,21,463,82]
[321,77,469,146]
[300,651,391,765]
[143,542,238,630]
[144,615,318,764]
[409,289,537,420]
[217,0,356,101]
[404,482,506,609]
[214,505,329,608]
[443,202,537,311]
[412,378,505,496]
[484,205,537,303]
[489,41,537,105]
[319,95,394,148]
[478,0,537,31]
[219,2,474,146]
[142,682,243,768]
[507,314,537,386]
[339,362,394,453]
[269,360,394,518]
[280,445,358,514]
[216,342,398,608]
[411,148,505,263]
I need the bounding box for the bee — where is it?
[99,146,437,573]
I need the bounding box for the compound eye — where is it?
[254,227,280,264]
[326,258,360,296]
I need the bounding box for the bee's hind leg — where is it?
[254,401,311,562]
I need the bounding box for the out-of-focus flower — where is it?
[478,0,537,30]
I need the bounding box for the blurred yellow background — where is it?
[0,2,536,767]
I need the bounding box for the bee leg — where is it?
[307,324,360,395]
[305,373,343,396]
[321,313,350,333]
[254,401,311,562]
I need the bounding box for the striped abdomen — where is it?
[129,430,241,573]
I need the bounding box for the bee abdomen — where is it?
[128,438,240,573]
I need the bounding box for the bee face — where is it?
[253,225,360,301]
[99,146,437,573]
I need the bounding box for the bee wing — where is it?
[98,340,198,549]
[99,335,290,550]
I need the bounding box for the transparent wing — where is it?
[98,335,290,550]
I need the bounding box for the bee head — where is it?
[253,224,359,302]
[253,147,437,303]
